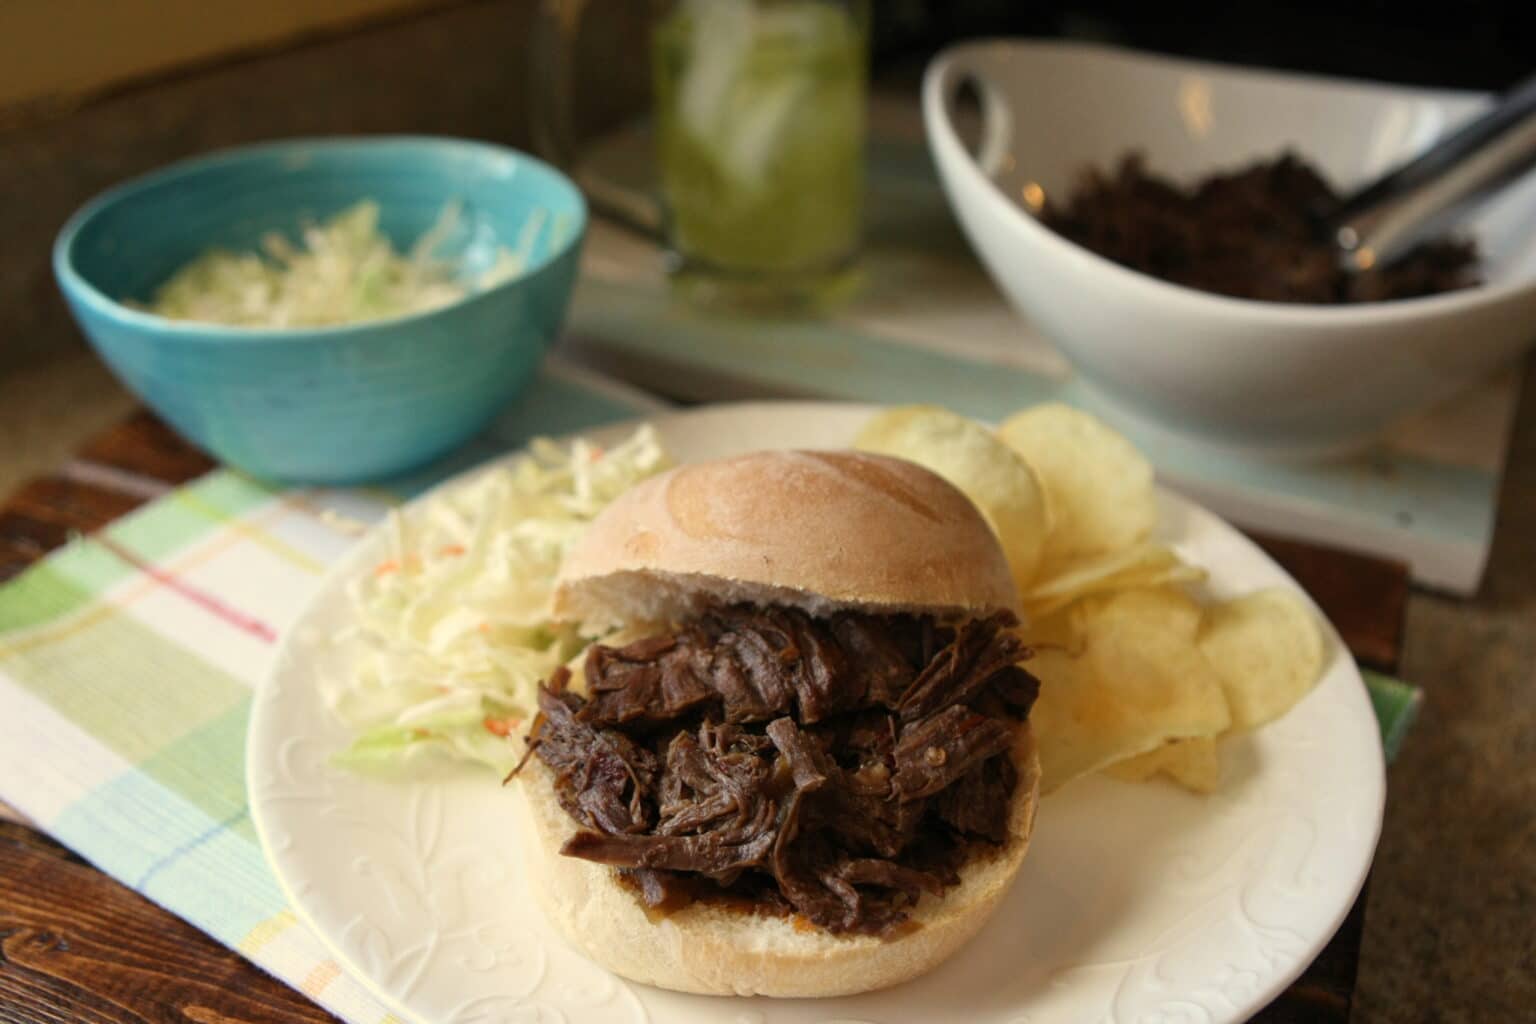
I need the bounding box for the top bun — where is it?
[554,449,1019,628]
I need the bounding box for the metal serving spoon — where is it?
[1325,71,1536,271]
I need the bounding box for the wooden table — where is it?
[0,411,1410,1023]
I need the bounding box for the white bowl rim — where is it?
[923,38,1532,327]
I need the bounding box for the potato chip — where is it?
[1029,588,1231,793]
[1104,737,1220,794]
[855,405,1051,588]
[996,404,1157,567]
[1198,588,1326,731]
[1023,542,1207,617]
[1015,605,1084,656]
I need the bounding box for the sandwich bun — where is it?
[554,449,1021,628]
[515,449,1040,997]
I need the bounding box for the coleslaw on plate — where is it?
[325,425,671,773]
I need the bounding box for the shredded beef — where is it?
[897,616,1025,722]
[1040,151,1481,304]
[563,827,776,875]
[622,867,683,910]
[532,679,657,834]
[580,605,932,727]
[890,704,1013,802]
[521,604,1037,936]
[935,755,1018,843]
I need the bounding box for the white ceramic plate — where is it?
[249,403,1385,1024]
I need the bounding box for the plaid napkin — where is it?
[0,362,1418,1023]
[0,361,665,1022]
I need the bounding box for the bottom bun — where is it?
[512,723,1041,998]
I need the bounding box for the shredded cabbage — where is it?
[138,200,535,328]
[326,426,672,773]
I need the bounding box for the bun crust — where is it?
[513,724,1040,998]
[555,450,1020,629]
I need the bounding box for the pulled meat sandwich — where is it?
[512,449,1042,997]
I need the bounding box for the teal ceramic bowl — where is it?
[54,136,587,483]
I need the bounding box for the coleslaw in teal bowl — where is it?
[54,136,587,483]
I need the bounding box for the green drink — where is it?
[653,0,867,304]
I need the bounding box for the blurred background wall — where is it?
[5,0,1529,119]
[0,0,454,121]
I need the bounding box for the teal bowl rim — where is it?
[52,134,589,346]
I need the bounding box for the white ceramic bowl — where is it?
[923,40,1536,457]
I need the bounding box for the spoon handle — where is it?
[1328,71,1536,268]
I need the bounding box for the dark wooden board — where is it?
[1249,532,1408,673]
[0,410,1407,1023]
[0,822,336,1024]
[75,410,218,486]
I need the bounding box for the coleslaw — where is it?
[138,200,532,329]
[326,425,671,773]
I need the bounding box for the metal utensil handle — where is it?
[1330,71,1536,266]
